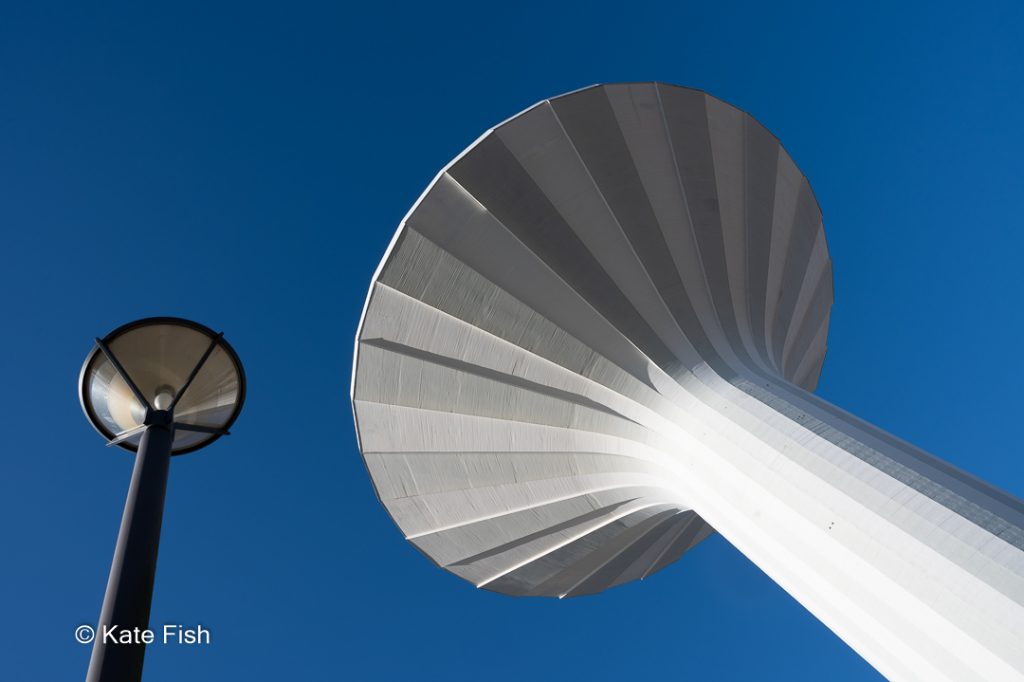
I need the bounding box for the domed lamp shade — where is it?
[79,317,246,454]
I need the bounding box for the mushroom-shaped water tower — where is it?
[351,83,1024,682]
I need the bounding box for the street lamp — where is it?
[79,317,245,682]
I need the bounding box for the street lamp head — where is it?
[79,316,246,455]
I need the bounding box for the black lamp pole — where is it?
[86,415,173,682]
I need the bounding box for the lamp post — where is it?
[79,317,245,682]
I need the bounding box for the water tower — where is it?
[351,83,1024,682]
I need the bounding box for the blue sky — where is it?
[2,1,1023,679]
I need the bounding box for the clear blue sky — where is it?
[3,1,1022,680]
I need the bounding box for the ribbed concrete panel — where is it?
[352,83,1024,681]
